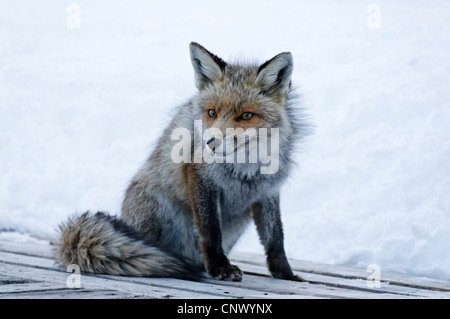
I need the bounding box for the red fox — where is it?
[55,42,308,281]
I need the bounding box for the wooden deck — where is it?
[0,234,449,299]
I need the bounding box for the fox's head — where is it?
[188,42,299,175]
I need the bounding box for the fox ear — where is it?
[189,42,227,90]
[256,52,293,97]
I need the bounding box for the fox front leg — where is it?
[186,165,243,281]
[252,195,304,281]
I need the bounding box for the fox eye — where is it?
[242,112,254,120]
[207,109,217,118]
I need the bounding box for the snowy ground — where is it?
[1,1,449,280]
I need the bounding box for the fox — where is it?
[55,42,308,282]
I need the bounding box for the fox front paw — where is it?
[210,264,243,281]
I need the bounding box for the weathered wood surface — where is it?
[0,234,449,299]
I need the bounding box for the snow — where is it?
[1,1,449,280]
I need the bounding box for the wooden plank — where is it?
[0,274,32,285]
[203,274,407,299]
[0,252,303,299]
[0,287,137,299]
[230,251,450,293]
[0,262,224,299]
[98,275,323,299]
[230,261,449,299]
[0,251,363,299]
[0,251,346,299]
[4,235,448,294]
[0,276,136,299]
[2,235,449,299]
[93,274,313,299]
[0,234,55,259]
[1,281,68,294]
[0,250,415,299]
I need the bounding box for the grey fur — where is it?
[55,212,197,278]
[55,42,309,281]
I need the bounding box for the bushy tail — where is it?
[55,211,200,280]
